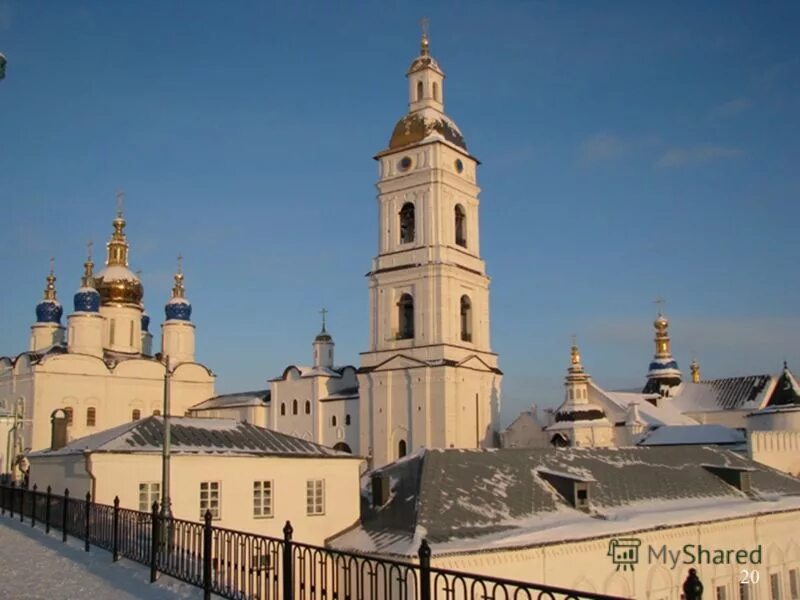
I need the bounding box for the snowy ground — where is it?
[0,516,217,599]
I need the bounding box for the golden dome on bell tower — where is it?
[93,193,144,307]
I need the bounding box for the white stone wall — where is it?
[28,452,363,546]
[749,430,800,476]
[0,354,214,453]
[432,509,800,600]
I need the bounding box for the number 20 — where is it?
[740,569,760,584]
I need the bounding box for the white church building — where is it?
[0,206,215,474]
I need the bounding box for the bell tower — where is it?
[358,24,502,468]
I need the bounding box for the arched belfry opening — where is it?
[397,294,414,339]
[455,204,467,247]
[398,439,407,458]
[416,80,424,101]
[460,295,472,342]
[399,203,415,244]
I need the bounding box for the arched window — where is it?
[455,204,467,247]
[397,294,414,339]
[416,80,423,101]
[460,295,472,342]
[280,403,286,416]
[153,410,161,416]
[64,407,73,426]
[433,82,439,102]
[132,409,141,421]
[332,415,337,427]
[345,414,351,426]
[398,439,407,458]
[292,399,298,415]
[399,203,415,244]
[86,407,96,427]
[305,400,311,415]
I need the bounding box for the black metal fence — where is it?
[0,483,627,600]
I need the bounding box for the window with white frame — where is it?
[138,482,160,513]
[790,569,799,600]
[771,573,782,600]
[739,582,751,600]
[716,585,727,600]
[306,479,324,515]
[253,481,273,518]
[200,481,221,520]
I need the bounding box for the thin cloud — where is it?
[656,144,744,168]
[709,98,752,119]
[579,134,627,165]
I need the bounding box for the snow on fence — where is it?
[0,482,627,600]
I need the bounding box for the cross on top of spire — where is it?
[116,190,125,218]
[420,17,430,55]
[320,307,328,333]
[653,297,665,316]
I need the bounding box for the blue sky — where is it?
[1,1,798,424]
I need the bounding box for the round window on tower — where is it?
[455,159,464,173]
[399,156,412,172]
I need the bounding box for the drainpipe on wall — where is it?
[83,451,96,501]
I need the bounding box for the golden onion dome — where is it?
[94,204,144,306]
[94,266,144,306]
[654,314,669,330]
[388,111,467,151]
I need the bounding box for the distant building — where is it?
[27,416,363,545]
[330,446,800,599]
[0,209,215,478]
[502,314,800,472]
[189,322,360,454]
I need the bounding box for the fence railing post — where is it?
[31,484,37,528]
[203,509,212,600]
[283,521,294,600]
[62,488,69,543]
[112,496,120,562]
[19,483,24,523]
[84,491,91,552]
[9,482,15,519]
[419,538,432,600]
[1,483,5,516]
[45,486,51,534]
[150,501,159,583]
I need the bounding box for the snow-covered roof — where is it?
[191,390,270,410]
[329,446,800,558]
[320,387,360,402]
[270,364,355,381]
[592,383,698,426]
[637,424,746,447]
[29,417,356,459]
[671,375,775,413]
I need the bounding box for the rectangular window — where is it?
[200,481,221,520]
[716,585,727,600]
[740,583,751,600]
[306,479,324,516]
[772,573,782,600]
[790,569,799,600]
[138,482,160,513]
[253,481,273,518]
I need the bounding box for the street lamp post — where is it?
[160,356,174,551]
